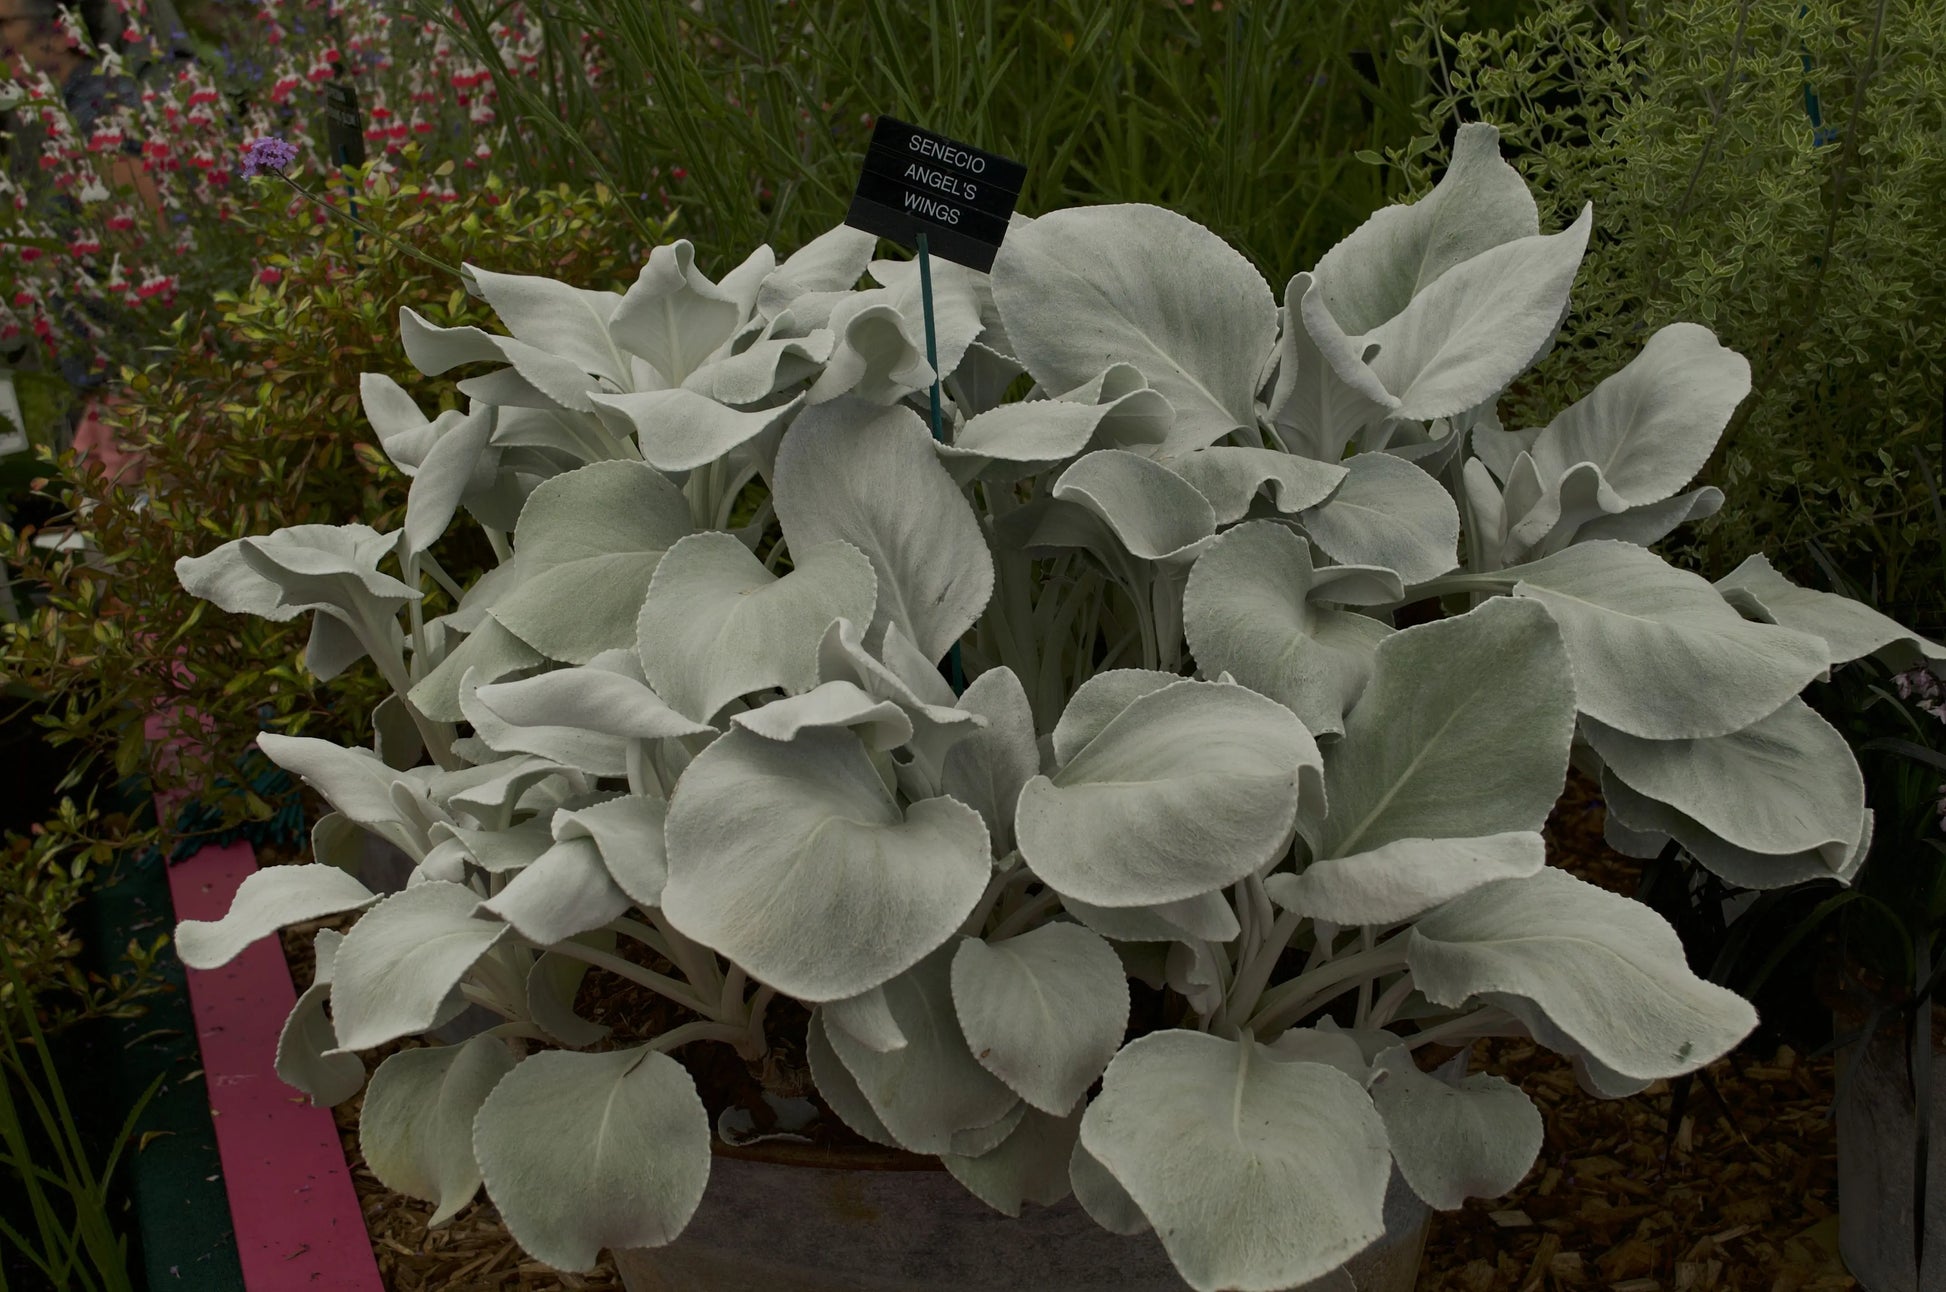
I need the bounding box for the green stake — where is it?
[915,232,966,695]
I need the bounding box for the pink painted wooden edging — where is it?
[167,844,383,1291]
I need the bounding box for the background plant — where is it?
[1392,0,1946,637]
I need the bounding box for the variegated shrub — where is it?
[172,124,1942,1291]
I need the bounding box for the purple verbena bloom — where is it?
[239,136,300,179]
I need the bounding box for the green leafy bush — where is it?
[1,166,664,845]
[1394,0,1946,633]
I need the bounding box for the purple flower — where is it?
[239,136,300,179]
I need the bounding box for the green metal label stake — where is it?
[845,118,1025,693]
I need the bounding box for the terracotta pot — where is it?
[1835,997,1946,1292]
[612,1140,1430,1292]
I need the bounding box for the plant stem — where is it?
[990,886,1064,942]
[1246,936,1412,1036]
[540,941,718,1019]
[647,1020,754,1054]
[1401,1005,1514,1052]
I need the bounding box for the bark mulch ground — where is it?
[272,770,1857,1290]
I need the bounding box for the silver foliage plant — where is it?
[172,125,1943,1290]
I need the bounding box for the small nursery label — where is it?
[847,117,1024,272]
[324,79,366,168]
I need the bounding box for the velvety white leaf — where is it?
[1570,484,1724,549]
[1164,939,1225,1017]
[951,924,1131,1115]
[940,666,1039,854]
[805,1008,900,1147]
[1504,460,1631,559]
[1167,446,1347,526]
[493,460,693,664]
[1322,598,1574,857]
[1048,669,1180,766]
[1311,124,1540,336]
[1184,521,1393,738]
[1299,451,1459,585]
[1506,542,1831,739]
[329,881,511,1052]
[177,523,414,624]
[305,611,369,682]
[731,680,914,751]
[472,666,713,743]
[459,668,628,778]
[682,333,831,406]
[772,400,993,660]
[662,729,990,1001]
[175,863,378,970]
[552,795,669,910]
[942,399,1112,469]
[1308,563,1407,607]
[814,619,985,767]
[1267,832,1546,925]
[1079,1031,1392,1291]
[1408,868,1758,1081]
[400,306,605,412]
[992,204,1276,452]
[756,224,877,319]
[587,388,797,472]
[405,408,496,554]
[1714,553,1946,670]
[638,532,877,722]
[1367,1046,1543,1210]
[1017,680,1319,907]
[1062,891,1240,945]
[1069,1139,1149,1236]
[1526,323,1750,506]
[478,836,630,945]
[361,1035,515,1227]
[942,1105,1081,1217]
[409,615,546,723]
[465,263,631,385]
[526,939,611,1047]
[1582,700,1864,869]
[821,946,1019,1154]
[1050,450,1216,564]
[823,986,906,1054]
[1599,767,1873,889]
[808,298,936,404]
[608,241,742,386]
[864,255,987,381]
[1265,272,1402,463]
[277,930,363,1106]
[473,1047,710,1271]
[360,372,447,473]
[1361,206,1593,422]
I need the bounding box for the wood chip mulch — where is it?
[273,771,1858,1290]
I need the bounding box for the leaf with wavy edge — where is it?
[1267,832,1546,925]
[328,881,510,1052]
[175,863,378,970]
[1366,1046,1543,1210]
[361,1035,514,1227]
[951,924,1130,1115]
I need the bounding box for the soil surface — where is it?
[274,772,1859,1290]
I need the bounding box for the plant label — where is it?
[847,117,1024,272]
[324,79,366,169]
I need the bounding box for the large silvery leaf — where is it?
[772,400,993,661]
[1311,123,1540,336]
[1599,766,1874,889]
[492,460,694,664]
[939,667,1039,854]
[1715,553,1946,670]
[805,1009,901,1147]
[1267,832,1546,925]
[255,733,407,832]
[1408,868,1758,1082]
[459,668,628,778]
[821,947,1020,1155]
[1184,522,1393,738]
[472,1047,710,1271]
[1265,273,1401,462]
[1505,542,1831,739]
[731,680,914,750]
[276,930,364,1107]
[1166,446,1346,527]
[942,1105,1081,1217]
[1299,451,1459,585]
[950,924,1130,1115]
[1079,1031,1392,1292]
[478,836,630,946]
[553,794,670,909]
[399,306,605,413]
[176,523,415,624]
[329,881,510,1052]
[410,615,546,724]
[403,407,497,554]
[607,240,743,386]
[472,665,714,742]
[661,729,990,1001]
[587,388,796,472]
[1046,450,1217,565]
[1048,669,1182,765]
[1581,700,1865,870]
[1016,680,1319,907]
[1070,1139,1149,1236]
[175,864,378,970]
[1322,598,1574,858]
[464,263,632,385]
[992,204,1276,452]
[1366,1046,1543,1210]
[1360,205,1593,422]
[360,1035,514,1227]
[638,533,877,722]
[1526,323,1750,506]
